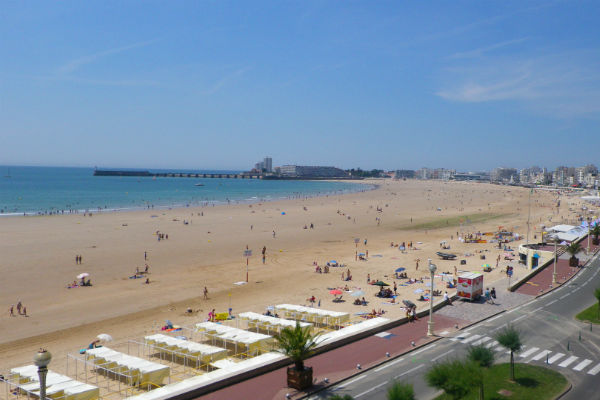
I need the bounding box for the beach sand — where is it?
[0,179,583,370]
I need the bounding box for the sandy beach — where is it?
[0,179,582,371]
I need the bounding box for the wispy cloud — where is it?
[201,67,250,95]
[436,50,600,117]
[57,40,156,75]
[449,38,529,59]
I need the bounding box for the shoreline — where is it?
[0,179,377,218]
[0,179,582,371]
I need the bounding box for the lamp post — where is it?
[587,217,591,254]
[34,349,52,400]
[427,259,437,336]
[552,235,558,285]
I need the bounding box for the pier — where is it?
[93,170,262,179]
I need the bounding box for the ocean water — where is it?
[0,166,373,216]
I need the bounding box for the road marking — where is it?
[573,359,593,371]
[472,336,492,346]
[546,299,558,306]
[512,314,528,323]
[530,307,544,314]
[548,353,565,364]
[519,347,540,358]
[394,364,424,379]
[461,334,482,344]
[463,326,476,333]
[431,349,455,362]
[559,294,569,300]
[486,314,503,323]
[587,362,600,375]
[412,344,436,355]
[450,332,471,342]
[355,380,389,398]
[338,375,366,388]
[485,340,499,349]
[558,356,579,368]
[374,358,405,372]
[531,350,551,361]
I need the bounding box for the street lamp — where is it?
[587,217,591,254]
[427,259,437,336]
[34,348,52,400]
[551,234,559,285]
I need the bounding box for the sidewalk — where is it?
[516,238,600,296]
[201,314,467,399]
[437,274,532,322]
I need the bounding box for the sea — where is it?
[0,166,374,216]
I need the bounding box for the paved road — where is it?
[308,253,600,400]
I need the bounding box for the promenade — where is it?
[202,314,465,399]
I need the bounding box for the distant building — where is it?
[263,157,272,173]
[394,170,415,179]
[279,165,347,178]
[491,168,517,183]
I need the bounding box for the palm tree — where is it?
[275,321,320,390]
[387,381,415,400]
[566,242,582,267]
[595,287,600,319]
[496,325,522,381]
[426,359,475,400]
[467,345,495,400]
[591,224,600,245]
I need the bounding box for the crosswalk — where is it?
[449,331,600,375]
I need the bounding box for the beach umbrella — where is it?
[358,252,366,256]
[351,290,365,297]
[395,267,406,273]
[329,260,338,265]
[96,333,113,342]
[482,264,491,268]
[414,288,424,293]
[329,289,343,295]
[77,273,89,279]
[373,281,390,287]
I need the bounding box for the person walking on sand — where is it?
[144,251,147,261]
[415,258,420,271]
[16,301,22,315]
[203,286,209,299]
[9,305,14,317]
[272,230,276,238]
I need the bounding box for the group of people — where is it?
[341,270,352,281]
[484,287,497,304]
[353,297,368,306]
[314,264,330,273]
[75,254,83,264]
[8,301,27,317]
[156,231,169,241]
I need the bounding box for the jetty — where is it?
[94,170,262,179]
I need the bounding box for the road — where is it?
[307,253,600,400]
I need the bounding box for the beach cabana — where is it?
[238,312,311,334]
[144,334,228,367]
[7,366,99,400]
[195,322,274,356]
[274,304,350,327]
[85,347,170,387]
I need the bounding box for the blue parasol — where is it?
[395,267,406,272]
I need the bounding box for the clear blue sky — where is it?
[2,1,599,171]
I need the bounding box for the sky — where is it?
[1,1,600,171]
